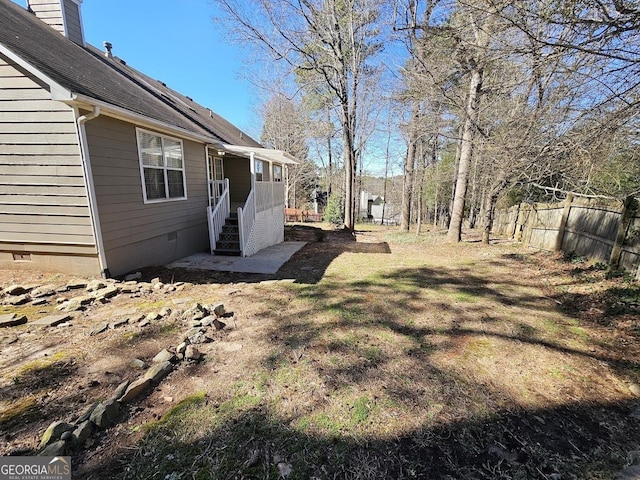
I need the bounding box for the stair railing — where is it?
[207,178,230,253]
[237,188,255,257]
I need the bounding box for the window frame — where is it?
[273,164,283,182]
[136,128,188,204]
[255,159,265,182]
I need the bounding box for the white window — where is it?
[255,160,265,182]
[137,129,187,203]
[273,164,283,182]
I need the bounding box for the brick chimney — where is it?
[27,0,85,45]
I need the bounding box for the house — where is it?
[360,191,400,225]
[0,0,296,278]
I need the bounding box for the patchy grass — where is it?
[0,395,39,428]
[2,227,640,479]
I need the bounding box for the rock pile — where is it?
[36,301,230,456]
[0,277,187,315]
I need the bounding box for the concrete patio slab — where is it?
[166,241,307,274]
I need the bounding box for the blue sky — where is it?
[12,0,260,135]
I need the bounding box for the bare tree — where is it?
[260,93,317,209]
[213,0,384,231]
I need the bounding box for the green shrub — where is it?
[323,193,344,225]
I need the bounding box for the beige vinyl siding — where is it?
[85,115,210,276]
[0,56,96,250]
[26,0,65,34]
[62,0,83,44]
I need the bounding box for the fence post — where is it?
[554,194,573,252]
[609,195,637,270]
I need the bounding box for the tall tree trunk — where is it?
[447,64,484,242]
[482,179,508,244]
[448,124,463,228]
[401,104,420,232]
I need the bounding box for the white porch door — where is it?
[207,155,225,206]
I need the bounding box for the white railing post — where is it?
[237,206,244,257]
[207,179,230,255]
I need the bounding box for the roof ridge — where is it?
[83,46,226,144]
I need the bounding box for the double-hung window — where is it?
[137,128,187,203]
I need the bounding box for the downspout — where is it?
[250,152,256,214]
[76,106,109,278]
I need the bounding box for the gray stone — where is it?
[0,313,27,328]
[159,307,171,317]
[89,399,121,429]
[71,420,93,447]
[130,358,147,369]
[66,280,87,289]
[144,360,173,383]
[96,285,119,300]
[56,296,93,312]
[120,284,140,294]
[40,421,74,448]
[3,284,28,296]
[183,303,208,321]
[185,345,202,361]
[2,336,19,345]
[31,285,56,298]
[124,272,142,281]
[150,277,161,284]
[90,323,109,336]
[76,401,99,424]
[86,279,107,292]
[190,320,203,327]
[145,311,162,322]
[30,298,49,306]
[30,314,71,328]
[153,282,165,291]
[630,384,640,396]
[110,380,130,401]
[60,431,72,441]
[182,327,204,341]
[118,377,152,403]
[189,332,213,344]
[109,318,129,329]
[200,315,215,327]
[212,303,225,317]
[39,440,67,456]
[139,319,151,328]
[153,349,176,363]
[7,294,30,306]
[176,342,188,356]
[212,318,226,331]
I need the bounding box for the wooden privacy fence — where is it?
[492,195,640,278]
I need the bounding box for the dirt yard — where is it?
[1,225,640,479]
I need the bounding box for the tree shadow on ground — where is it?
[75,393,640,479]
[75,249,640,479]
[143,227,390,286]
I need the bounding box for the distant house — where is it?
[360,191,399,225]
[0,0,296,277]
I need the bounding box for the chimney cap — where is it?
[103,41,113,58]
